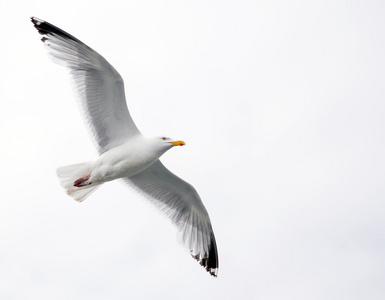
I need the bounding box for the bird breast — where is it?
[90,140,160,183]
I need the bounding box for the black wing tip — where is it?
[30,16,40,25]
[31,17,50,36]
[30,16,81,43]
[192,254,218,277]
[192,233,219,277]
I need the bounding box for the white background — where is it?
[1,0,385,299]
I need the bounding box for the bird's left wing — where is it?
[123,160,219,276]
[31,17,140,153]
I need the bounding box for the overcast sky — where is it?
[1,0,385,299]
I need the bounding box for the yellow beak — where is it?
[170,140,186,146]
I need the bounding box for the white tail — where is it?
[56,162,101,202]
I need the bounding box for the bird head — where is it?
[147,136,185,156]
[159,136,186,147]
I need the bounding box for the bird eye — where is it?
[162,137,166,140]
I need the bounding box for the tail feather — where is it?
[56,162,100,202]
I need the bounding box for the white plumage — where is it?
[31,17,218,276]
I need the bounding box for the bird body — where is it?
[31,17,218,276]
[58,136,184,199]
[91,136,167,183]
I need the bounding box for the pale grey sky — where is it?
[1,0,385,299]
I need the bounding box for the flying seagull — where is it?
[31,17,218,277]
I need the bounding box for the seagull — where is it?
[31,17,218,277]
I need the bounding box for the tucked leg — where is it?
[74,174,91,187]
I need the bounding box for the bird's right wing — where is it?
[123,160,219,277]
[31,17,140,153]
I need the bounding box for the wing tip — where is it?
[31,16,48,37]
[191,255,218,277]
[31,16,43,25]
[192,233,219,277]
[30,16,81,43]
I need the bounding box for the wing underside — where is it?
[123,160,219,276]
[31,17,140,153]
